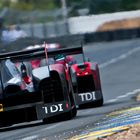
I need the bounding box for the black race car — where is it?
[0,46,77,127]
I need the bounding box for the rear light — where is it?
[76,73,81,76]
[0,104,3,112]
[23,76,32,84]
[66,102,69,109]
[76,71,90,76]
[21,63,32,84]
[85,72,89,75]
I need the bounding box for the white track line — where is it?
[99,46,140,69]
[117,95,128,99]
[106,99,118,103]
[44,123,61,130]
[106,89,140,103]
[21,135,38,140]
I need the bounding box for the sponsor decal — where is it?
[0,104,3,112]
[79,92,96,102]
[42,104,64,114]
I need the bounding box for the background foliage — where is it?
[0,0,140,14]
[0,0,140,25]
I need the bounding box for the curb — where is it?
[69,106,140,140]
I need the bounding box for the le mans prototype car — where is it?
[0,46,77,127]
[51,46,104,107]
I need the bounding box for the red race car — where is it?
[52,46,104,108]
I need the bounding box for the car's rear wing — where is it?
[0,35,84,53]
[0,45,84,62]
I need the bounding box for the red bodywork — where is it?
[71,61,102,92]
[72,62,92,76]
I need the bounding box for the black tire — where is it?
[71,106,77,118]
[96,97,104,107]
[64,106,77,120]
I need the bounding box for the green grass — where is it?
[0,0,59,11]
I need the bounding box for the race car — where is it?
[0,46,77,127]
[71,61,104,107]
[52,46,104,107]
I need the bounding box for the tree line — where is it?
[0,0,140,14]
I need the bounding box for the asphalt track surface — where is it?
[0,39,140,140]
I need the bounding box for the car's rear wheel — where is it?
[96,97,104,107]
[64,106,77,120]
[71,106,77,118]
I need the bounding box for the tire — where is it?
[71,106,77,118]
[64,106,77,120]
[96,97,104,107]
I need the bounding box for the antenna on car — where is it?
[81,41,85,63]
[44,41,51,74]
[44,42,48,64]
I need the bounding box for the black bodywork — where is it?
[0,47,79,127]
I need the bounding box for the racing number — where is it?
[79,92,96,102]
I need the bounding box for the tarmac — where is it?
[70,102,140,140]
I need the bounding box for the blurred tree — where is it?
[24,0,30,3]
[0,0,60,10]
[68,0,140,15]
[54,0,61,7]
[89,0,121,14]
[120,0,140,11]
[1,0,140,14]
[0,0,11,8]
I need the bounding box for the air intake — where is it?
[39,71,64,103]
[77,75,95,93]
